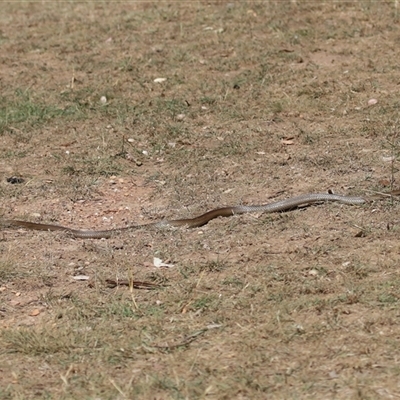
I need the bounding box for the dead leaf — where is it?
[281,139,294,145]
[30,309,40,316]
[105,279,162,289]
[153,257,174,268]
[73,275,90,281]
[378,179,391,186]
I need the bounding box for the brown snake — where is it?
[1,192,397,239]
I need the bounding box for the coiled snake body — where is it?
[1,192,379,239]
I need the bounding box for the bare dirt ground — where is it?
[1,1,400,399]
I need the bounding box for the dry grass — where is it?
[1,1,400,398]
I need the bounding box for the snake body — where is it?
[2,193,369,239]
